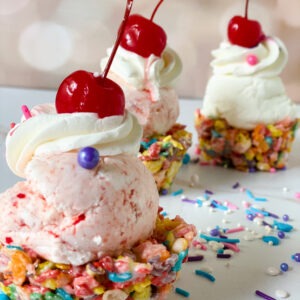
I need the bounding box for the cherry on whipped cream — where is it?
[120,0,167,58]
[227,0,265,48]
[56,0,134,118]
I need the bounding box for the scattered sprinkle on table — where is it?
[266,266,280,276]
[232,182,240,189]
[175,287,190,298]
[275,289,289,299]
[172,189,184,196]
[195,269,216,282]
[255,290,276,300]
[187,255,204,262]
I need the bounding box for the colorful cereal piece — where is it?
[108,272,132,283]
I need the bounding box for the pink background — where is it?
[0,0,299,102]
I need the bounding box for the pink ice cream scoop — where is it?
[101,46,182,136]
[125,88,179,137]
[0,153,159,266]
[108,74,180,137]
[0,104,159,266]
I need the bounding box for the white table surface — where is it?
[1,86,300,300]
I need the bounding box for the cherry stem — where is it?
[150,0,164,22]
[102,0,133,80]
[244,0,249,19]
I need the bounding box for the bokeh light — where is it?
[0,0,30,15]
[19,21,73,71]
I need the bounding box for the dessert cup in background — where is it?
[0,1,197,299]
[101,3,192,193]
[195,2,299,172]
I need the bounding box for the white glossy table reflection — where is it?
[1,87,300,300]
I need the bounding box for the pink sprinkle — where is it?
[10,122,16,129]
[269,167,276,173]
[226,226,245,234]
[243,201,251,208]
[295,192,300,199]
[224,201,239,211]
[240,187,246,192]
[256,213,265,218]
[193,240,207,250]
[246,54,259,65]
[194,147,201,155]
[21,105,32,119]
[223,242,240,252]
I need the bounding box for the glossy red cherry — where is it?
[228,16,264,48]
[227,0,265,48]
[56,70,125,118]
[56,0,133,118]
[120,14,167,58]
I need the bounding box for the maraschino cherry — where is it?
[56,0,134,118]
[120,0,167,58]
[227,0,265,48]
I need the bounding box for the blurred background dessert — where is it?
[194,0,298,172]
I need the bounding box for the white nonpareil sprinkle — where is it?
[266,266,281,276]
[243,235,255,241]
[190,173,200,184]
[265,226,273,233]
[275,289,289,298]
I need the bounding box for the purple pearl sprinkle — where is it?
[282,214,289,222]
[293,253,300,262]
[247,213,255,221]
[160,189,168,196]
[277,231,285,239]
[78,147,100,169]
[255,290,276,300]
[280,262,289,272]
[210,228,219,236]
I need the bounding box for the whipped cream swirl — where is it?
[210,37,288,77]
[202,37,297,130]
[100,46,182,101]
[6,104,142,177]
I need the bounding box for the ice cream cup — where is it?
[0,212,196,300]
[195,110,299,172]
[139,123,192,193]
